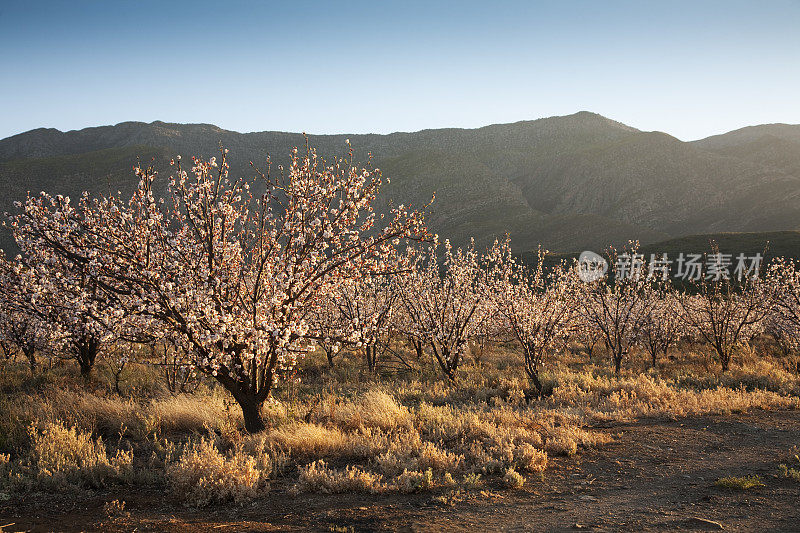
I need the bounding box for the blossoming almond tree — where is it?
[637,285,683,369]
[764,260,800,364]
[399,241,486,381]
[6,200,125,377]
[0,256,53,373]
[677,268,771,372]
[575,244,654,376]
[308,294,351,367]
[331,274,400,373]
[12,145,428,432]
[485,239,575,396]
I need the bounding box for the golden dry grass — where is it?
[0,341,798,505]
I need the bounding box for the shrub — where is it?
[24,422,132,488]
[714,475,765,491]
[167,438,267,506]
[503,467,525,488]
[394,468,434,493]
[513,443,548,472]
[331,389,412,431]
[294,460,384,494]
[543,434,578,456]
[778,464,800,482]
[462,472,482,488]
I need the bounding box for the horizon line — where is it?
[4,110,800,144]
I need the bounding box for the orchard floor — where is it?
[2,409,800,532]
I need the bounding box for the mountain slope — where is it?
[1,113,799,254]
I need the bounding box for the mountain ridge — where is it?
[2,112,799,255]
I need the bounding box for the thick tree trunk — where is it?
[528,370,543,400]
[77,337,100,378]
[213,366,269,434]
[239,397,266,433]
[79,360,93,378]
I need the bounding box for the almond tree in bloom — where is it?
[0,256,53,373]
[764,259,800,357]
[574,244,653,376]
[308,294,351,367]
[399,241,486,381]
[11,146,428,432]
[331,274,400,373]
[7,197,125,377]
[485,239,574,396]
[677,261,771,373]
[637,285,683,369]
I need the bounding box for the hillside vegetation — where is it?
[3,112,800,253]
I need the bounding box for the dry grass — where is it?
[0,342,798,504]
[11,421,132,489]
[166,438,268,506]
[294,460,384,494]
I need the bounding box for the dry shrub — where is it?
[394,468,434,493]
[416,442,465,474]
[513,443,548,472]
[294,460,384,494]
[14,389,138,438]
[416,403,493,442]
[148,394,235,435]
[0,452,10,479]
[23,422,132,488]
[503,467,524,488]
[167,438,268,507]
[549,369,800,421]
[543,433,578,456]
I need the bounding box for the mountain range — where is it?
[2,111,800,255]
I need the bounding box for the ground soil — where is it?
[2,409,799,532]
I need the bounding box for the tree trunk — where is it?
[23,347,37,374]
[79,360,93,378]
[77,337,100,378]
[365,345,376,373]
[614,350,623,376]
[214,371,268,434]
[409,337,423,360]
[239,397,266,433]
[528,370,543,400]
[435,346,457,381]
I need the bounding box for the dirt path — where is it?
[3,409,800,532]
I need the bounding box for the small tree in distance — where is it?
[485,239,574,396]
[677,252,771,373]
[638,284,683,369]
[575,244,653,376]
[399,241,486,381]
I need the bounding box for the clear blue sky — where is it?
[2,0,799,140]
